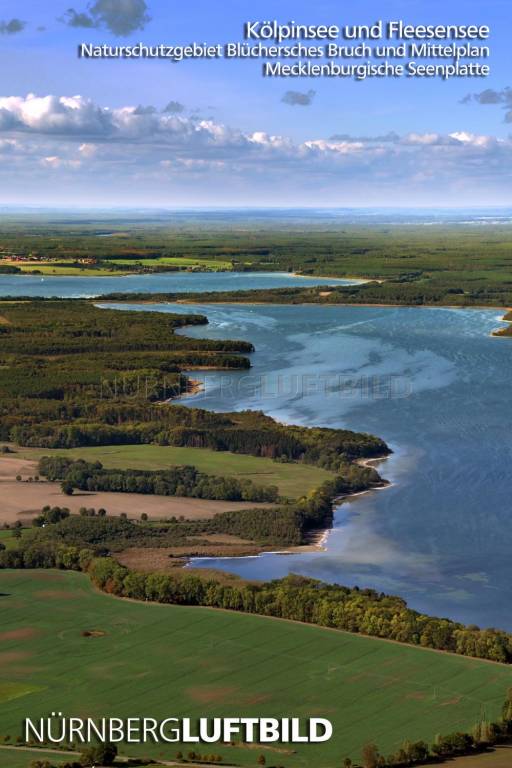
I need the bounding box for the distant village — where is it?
[0,250,97,265]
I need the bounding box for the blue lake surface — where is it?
[101,300,512,630]
[0,271,360,298]
[4,269,511,629]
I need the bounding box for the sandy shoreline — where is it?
[179,378,205,398]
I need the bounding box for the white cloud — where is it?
[41,156,62,168]
[78,142,98,157]
[0,93,511,205]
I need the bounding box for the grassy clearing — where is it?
[14,444,334,499]
[109,256,233,270]
[0,570,511,768]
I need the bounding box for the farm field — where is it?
[1,570,512,768]
[11,445,335,500]
[109,256,233,270]
[0,746,77,767]
[0,260,126,276]
[0,475,273,526]
[437,746,512,767]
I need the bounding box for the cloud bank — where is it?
[0,93,510,206]
[61,0,150,36]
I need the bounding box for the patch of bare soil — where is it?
[34,590,77,600]
[0,475,275,524]
[0,651,32,665]
[0,627,37,642]
[81,630,106,638]
[187,685,238,705]
[0,456,39,480]
[116,538,264,573]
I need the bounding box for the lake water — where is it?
[4,269,511,630]
[101,300,512,631]
[0,271,361,298]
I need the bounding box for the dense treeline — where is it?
[103,278,512,309]
[39,456,279,503]
[3,540,512,664]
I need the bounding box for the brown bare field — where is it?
[0,478,274,524]
[0,456,36,480]
[0,455,275,523]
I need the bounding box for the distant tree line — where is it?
[110,277,512,310]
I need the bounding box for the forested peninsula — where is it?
[97,279,512,310]
[0,300,388,552]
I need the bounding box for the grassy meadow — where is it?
[0,747,77,767]
[1,570,511,768]
[14,444,335,500]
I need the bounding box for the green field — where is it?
[109,256,234,270]
[0,529,21,550]
[1,571,511,768]
[0,746,77,767]
[15,444,335,499]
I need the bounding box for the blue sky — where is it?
[0,0,510,206]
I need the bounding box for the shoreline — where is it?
[180,377,205,398]
[185,452,393,566]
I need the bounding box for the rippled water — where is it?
[103,301,512,630]
[0,271,360,298]
[5,265,510,629]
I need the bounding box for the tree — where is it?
[80,742,117,766]
[61,480,74,496]
[343,759,352,768]
[257,756,266,766]
[362,743,379,768]
[503,687,512,722]
[16,474,21,482]
[141,512,148,521]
